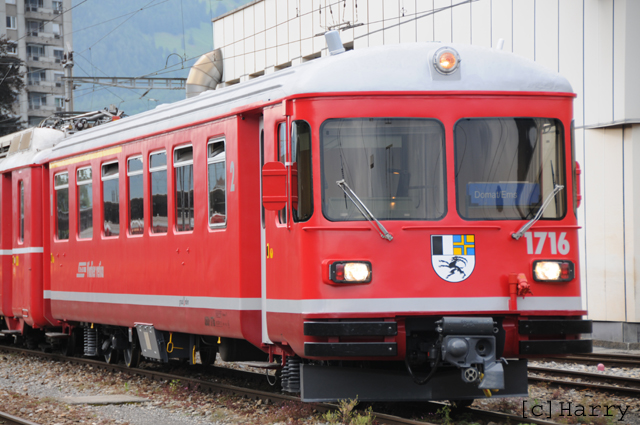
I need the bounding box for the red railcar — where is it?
[0,41,591,402]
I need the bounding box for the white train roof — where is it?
[33,42,572,166]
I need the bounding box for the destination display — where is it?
[467,182,540,207]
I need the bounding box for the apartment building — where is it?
[1,0,72,127]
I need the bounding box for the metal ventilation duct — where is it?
[185,48,223,98]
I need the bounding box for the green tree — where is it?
[0,36,25,136]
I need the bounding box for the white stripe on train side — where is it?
[43,291,583,313]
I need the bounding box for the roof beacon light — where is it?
[433,47,461,74]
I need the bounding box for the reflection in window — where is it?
[77,167,93,239]
[207,140,226,226]
[321,118,446,221]
[19,181,24,242]
[102,162,119,237]
[150,151,168,233]
[454,118,566,220]
[277,123,286,224]
[175,146,194,232]
[291,121,312,222]
[54,172,69,240]
[128,156,144,235]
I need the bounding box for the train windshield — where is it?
[455,118,566,220]
[321,118,446,221]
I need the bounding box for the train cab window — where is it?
[77,167,93,239]
[291,121,312,222]
[454,118,566,220]
[54,172,69,240]
[174,145,194,232]
[150,151,168,233]
[101,162,119,237]
[207,139,226,227]
[19,181,24,242]
[321,118,446,221]
[127,156,144,235]
[277,123,286,224]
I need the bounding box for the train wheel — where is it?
[124,341,140,368]
[104,348,119,364]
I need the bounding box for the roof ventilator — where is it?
[325,30,346,56]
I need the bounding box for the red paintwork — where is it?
[3,91,583,362]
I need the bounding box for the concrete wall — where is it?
[213,0,640,338]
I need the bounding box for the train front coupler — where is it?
[437,317,506,390]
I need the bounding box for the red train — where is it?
[0,38,591,403]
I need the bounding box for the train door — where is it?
[261,105,293,344]
[259,116,273,344]
[11,167,46,328]
[0,172,12,324]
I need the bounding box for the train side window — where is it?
[77,167,93,239]
[127,156,144,235]
[174,145,194,232]
[101,161,119,237]
[207,139,226,227]
[54,172,69,240]
[291,120,313,222]
[277,122,286,224]
[150,151,168,233]
[19,180,24,242]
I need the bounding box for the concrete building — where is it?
[1,0,73,127]
[212,0,640,346]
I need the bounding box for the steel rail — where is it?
[542,353,640,368]
[0,345,568,425]
[0,411,41,425]
[528,376,640,396]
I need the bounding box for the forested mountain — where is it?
[71,0,251,115]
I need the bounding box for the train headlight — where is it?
[330,261,372,283]
[533,260,574,282]
[433,47,461,74]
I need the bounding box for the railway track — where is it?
[0,345,569,425]
[543,352,640,368]
[0,411,40,425]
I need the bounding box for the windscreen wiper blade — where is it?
[336,179,393,242]
[512,184,564,240]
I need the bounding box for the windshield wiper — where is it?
[336,179,393,242]
[512,184,564,240]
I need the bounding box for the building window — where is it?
[52,23,61,37]
[19,181,24,242]
[26,0,43,11]
[26,21,41,36]
[55,97,64,109]
[77,167,93,239]
[6,0,16,5]
[207,139,226,227]
[6,42,17,55]
[28,92,46,109]
[53,50,63,63]
[127,156,144,235]
[54,172,69,240]
[102,162,119,237]
[28,69,46,86]
[174,145,194,232]
[6,16,17,30]
[149,151,167,233]
[27,44,45,59]
[53,1,63,13]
